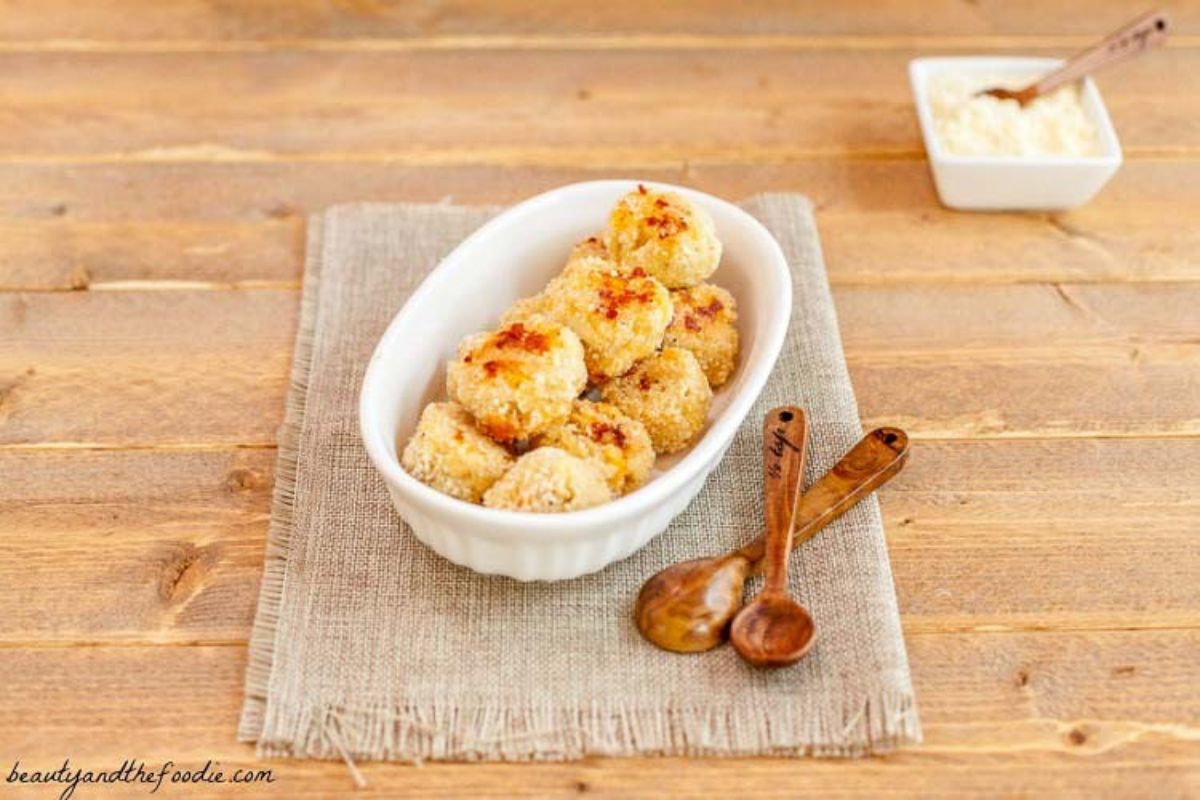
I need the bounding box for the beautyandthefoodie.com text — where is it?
[6,759,276,799]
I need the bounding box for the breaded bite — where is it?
[599,347,712,454]
[482,447,612,513]
[551,263,672,382]
[604,185,722,289]
[400,401,515,503]
[664,283,739,388]
[446,317,587,443]
[503,246,672,382]
[534,400,655,495]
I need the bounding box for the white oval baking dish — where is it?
[359,180,791,581]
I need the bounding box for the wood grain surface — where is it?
[1,1,1198,797]
[0,48,1194,159]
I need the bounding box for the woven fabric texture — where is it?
[238,195,920,762]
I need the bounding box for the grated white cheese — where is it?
[928,72,1102,157]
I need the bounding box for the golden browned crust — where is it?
[599,347,713,454]
[400,401,515,503]
[446,317,587,442]
[482,447,612,512]
[664,283,739,388]
[604,186,722,289]
[534,399,655,495]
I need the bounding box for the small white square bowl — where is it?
[909,56,1123,211]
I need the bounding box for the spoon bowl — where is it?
[729,594,816,668]
[634,553,750,653]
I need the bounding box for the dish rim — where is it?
[358,179,792,538]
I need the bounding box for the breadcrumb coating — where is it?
[503,242,672,381]
[664,283,739,388]
[599,347,712,454]
[534,400,655,495]
[400,401,515,503]
[604,186,722,289]
[446,316,587,443]
[551,262,672,381]
[482,447,612,512]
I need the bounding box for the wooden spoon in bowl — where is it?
[729,406,813,668]
[635,426,909,654]
[979,9,1169,107]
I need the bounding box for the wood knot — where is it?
[225,466,265,493]
[1014,669,1030,687]
[67,265,92,291]
[158,543,217,604]
[1066,727,1088,746]
[0,368,34,410]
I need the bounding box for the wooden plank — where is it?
[2,284,1197,446]
[0,290,296,446]
[15,159,1197,223]
[889,438,1200,633]
[2,439,1196,645]
[0,746,1194,800]
[1,631,1198,797]
[838,283,1200,350]
[0,448,272,644]
[2,160,1199,289]
[841,283,1200,440]
[0,218,301,290]
[0,48,1194,159]
[854,358,1199,441]
[2,0,1198,42]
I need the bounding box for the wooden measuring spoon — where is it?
[634,427,909,654]
[979,9,1169,107]
[729,406,812,668]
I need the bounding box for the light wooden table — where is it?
[2,2,1198,797]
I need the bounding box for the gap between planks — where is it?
[0,441,280,452]
[0,34,1199,53]
[0,280,305,293]
[2,430,1199,453]
[0,638,248,650]
[0,147,1198,167]
[7,621,1200,651]
[9,276,1200,294]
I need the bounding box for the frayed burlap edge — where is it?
[237,214,323,744]
[253,688,920,764]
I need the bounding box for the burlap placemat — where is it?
[238,194,920,764]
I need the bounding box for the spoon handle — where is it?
[760,407,808,597]
[1035,9,1169,98]
[739,427,910,571]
